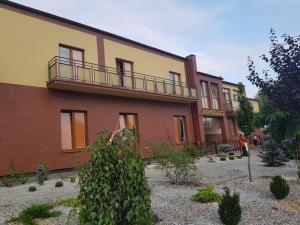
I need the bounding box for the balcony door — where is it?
[59,45,83,79]
[116,59,133,88]
[169,72,180,94]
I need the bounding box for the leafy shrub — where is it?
[218,187,242,225]
[156,149,198,184]
[218,144,234,153]
[28,186,37,192]
[55,181,63,188]
[192,184,222,203]
[259,137,288,167]
[69,176,76,183]
[270,175,290,199]
[220,157,227,161]
[78,129,154,225]
[229,156,235,160]
[236,156,242,159]
[184,143,206,158]
[229,152,235,156]
[55,197,80,208]
[7,203,61,225]
[36,165,47,185]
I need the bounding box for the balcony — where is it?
[224,99,239,115]
[47,57,198,103]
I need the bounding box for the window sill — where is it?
[61,148,86,153]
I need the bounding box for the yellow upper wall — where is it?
[249,99,260,113]
[0,7,98,87]
[103,39,187,83]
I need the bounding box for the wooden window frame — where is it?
[173,115,187,144]
[116,58,134,87]
[211,83,220,110]
[119,113,139,141]
[200,81,210,109]
[60,110,88,152]
[59,44,85,62]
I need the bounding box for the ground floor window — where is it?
[203,117,222,143]
[119,113,139,137]
[228,118,237,137]
[173,116,187,143]
[61,111,87,150]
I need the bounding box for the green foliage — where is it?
[69,176,76,183]
[191,184,222,203]
[55,180,63,187]
[0,162,29,187]
[237,83,254,137]
[36,165,47,185]
[28,186,37,192]
[236,156,242,159]
[270,175,290,199]
[220,157,227,161]
[55,197,80,208]
[78,129,154,225]
[218,188,242,225]
[229,156,235,160]
[147,142,174,158]
[156,148,198,184]
[7,203,61,225]
[183,143,206,158]
[259,137,288,167]
[218,144,234,153]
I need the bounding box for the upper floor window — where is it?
[61,110,87,150]
[223,88,230,103]
[59,45,83,64]
[173,116,187,143]
[200,81,209,108]
[233,90,239,101]
[211,83,219,110]
[116,59,133,87]
[169,72,181,94]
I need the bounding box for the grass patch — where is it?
[55,197,80,208]
[191,184,222,203]
[7,203,61,225]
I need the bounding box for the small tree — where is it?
[236,83,254,182]
[78,129,154,225]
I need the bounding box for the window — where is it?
[119,113,138,136]
[61,111,86,150]
[169,72,181,94]
[200,81,209,108]
[59,45,84,79]
[116,59,133,87]
[223,88,230,103]
[173,116,187,143]
[228,118,237,137]
[233,90,239,101]
[211,83,219,109]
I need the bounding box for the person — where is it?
[253,134,258,146]
[239,132,248,156]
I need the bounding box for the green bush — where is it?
[36,165,47,185]
[55,181,63,188]
[184,143,206,158]
[191,184,222,203]
[270,175,290,199]
[7,203,61,225]
[218,187,242,225]
[55,197,80,208]
[156,149,198,184]
[218,144,234,153]
[78,129,154,225]
[0,162,28,187]
[28,186,37,192]
[220,157,227,161]
[236,156,242,159]
[229,156,235,160]
[69,176,76,183]
[229,152,235,156]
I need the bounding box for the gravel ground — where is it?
[0,148,299,225]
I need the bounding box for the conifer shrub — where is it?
[218,187,242,225]
[36,165,47,185]
[78,129,154,225]
[220,157,227,161]
[229,156,235,160]
[270,175,290,199]
[55,181,63,188]
[218,144,234,153]
[191,184,222,203]
[28,186,37,192]
[184,143,206,158]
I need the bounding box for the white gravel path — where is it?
[0,148,299,225]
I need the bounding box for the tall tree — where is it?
[236,82,255,182]
[237,83,255,137]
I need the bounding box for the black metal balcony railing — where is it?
[224,99,239,113]
[48,56,197,99]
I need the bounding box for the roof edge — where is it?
[197,71,223,80]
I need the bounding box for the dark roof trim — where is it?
[247,98,258,102]
[0,0,186,61]
[222,80,239,86]
[197,71,223,80]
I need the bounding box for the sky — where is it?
[15,0,300,97]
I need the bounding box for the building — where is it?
[0,1,257,176]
